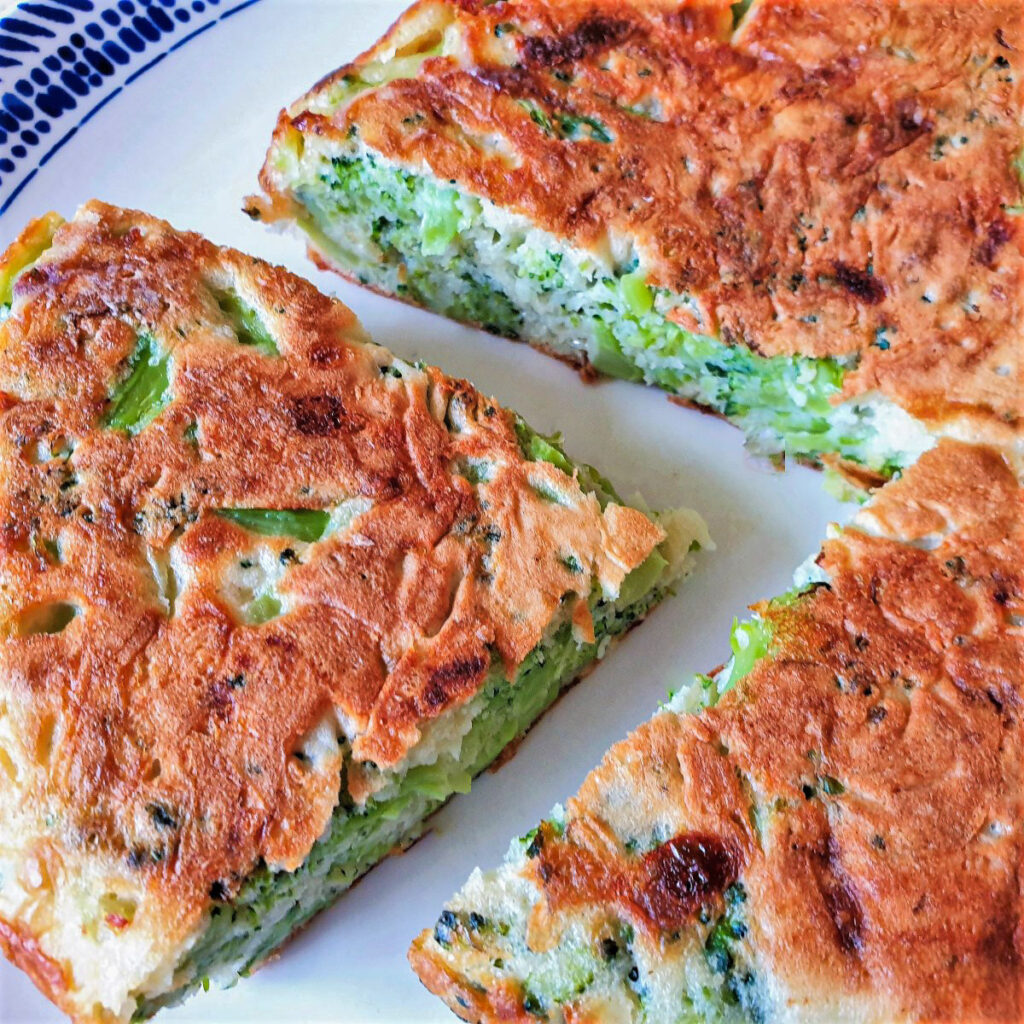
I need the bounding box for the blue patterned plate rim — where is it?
[0,0,264,215]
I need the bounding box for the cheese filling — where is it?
[270,141,934,477]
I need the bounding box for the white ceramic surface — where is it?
[0,2,846,1020]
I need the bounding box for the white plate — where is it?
[0,2,845,1020]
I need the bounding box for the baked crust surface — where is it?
[411,439,1023,1022]
[0,203,662,1021]
[263,0,1023,442]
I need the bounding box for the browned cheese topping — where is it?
[268,0,1023,437]
[0,203,662,962]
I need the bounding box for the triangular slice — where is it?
[410,439,1022,1022]
[254,0,1021,488]
[0,204,703,1023]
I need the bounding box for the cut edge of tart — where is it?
[253,0,1023,488]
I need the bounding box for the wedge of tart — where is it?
[0,203,704,1023]
[254,0,1021,485]
[410,438,1023,1023]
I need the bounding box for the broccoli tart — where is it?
[410,439,1023,1023]
[253,0,1021,486]
[0,203,706,1023]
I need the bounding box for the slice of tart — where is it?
[253,0,1021,486]
[0,203,704,1023]
[410,439,1022,1023]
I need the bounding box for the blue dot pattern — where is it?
[0,0,263,212]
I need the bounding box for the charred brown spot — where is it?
[976,219,1012,268]
[146,802,179,831]
[893,97,934,140]
[824,881,864,953]
[813,835,864,954]
[566,188,602,229]
[473,65,536,96]
[636,834,739,931]
[985,688,1005,714]
[206,677,236,722]
[289,394,358,436]
[978,914,1020,967]
[359,472,404,499]
[537,825,742,937]
[995,28,1014,50]
[898,111,931,135]
[424,655,488,708]
[263,633,297,654]
[521,16,630,67]
[833,262,885,305]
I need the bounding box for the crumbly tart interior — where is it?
[0,204,700,1023]
[410,438,1022,1024]
[256,0,1022,481]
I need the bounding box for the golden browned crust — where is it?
[411,440,1022,1022]
[0,203,664,1021]
[261,0,1023,441]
